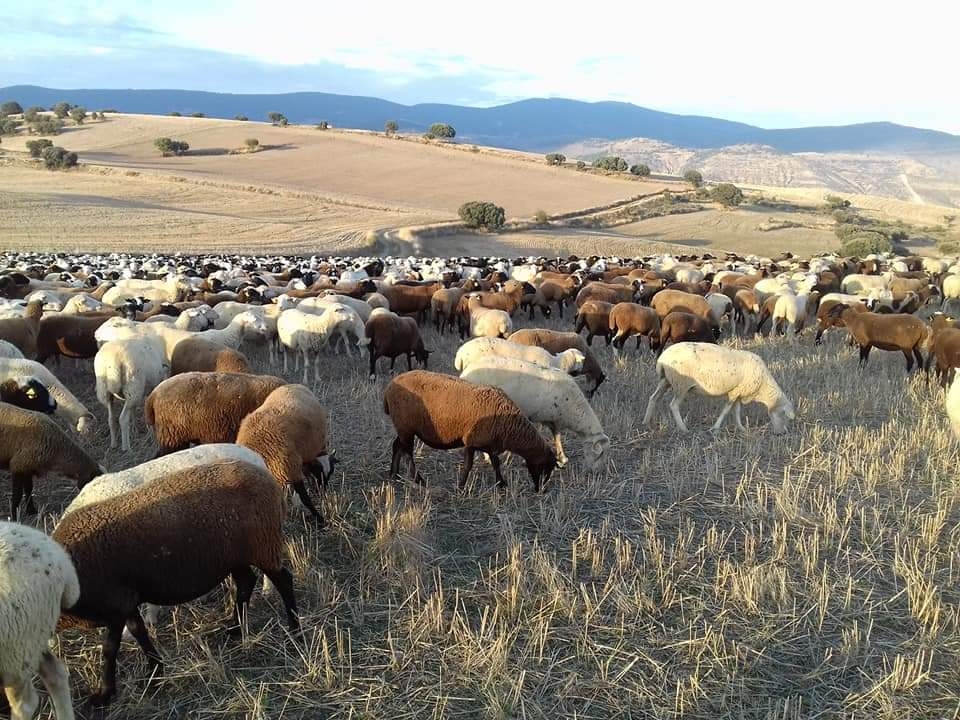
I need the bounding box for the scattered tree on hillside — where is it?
[545,153,566,166]
[268,112,288,126]
[428,123,456,139]
[0,117,21,135]
[169,111,182,116]
[316,120,329,130]
[234,114,249,121]
[244,138,260,152]
[459,201,506,230]
[576,160,586,170]
[711,183,744,207]
[593,156,628,172]
[825,194,851,210]
[384,120,399,136]
[26,139,53,158]
[683,169,704,188]
[840,232,893,257]
[0,101,23,116]
[23,106,44,123]
[69,107,87,125]
[154,137,190,157]
[52,102,72,118]
[630,163,651,177]
[30,117,63,136]
[41,146,78,170]
[190,112,205,118]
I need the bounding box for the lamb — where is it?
[0,340,23,359]
[509,328,606,395]
[430,287,466,333]
[365,312,431,378]
[0,301,42,359]
[643,343,796,434]
[460,356,610,468]
[827,305,930,372]
[169,336,251,375]
[574,300,615,346]
[95,337,170,451]
[0,377,57,415]
[145,372,285,454]
[608,303,660,353]
[277,305,369,384]
[0,521,79,720]
[454,337,584,376]
[0,403,102,518]
[52,460,301,707]
[0,358,96,434]
[383,370,557,491]
[236,384,335,524]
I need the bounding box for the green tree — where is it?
[384,120,399,136]
[190,112,205,118]
[459,201,506,230]
[267,112,288,126]
[825,194,851,210]
[576,160,586,170]
[534,209,549,224]
[428,123,456,139]
[840,232,893,257]
[30,117,63,135]
[234,114,248,121]
[593,156,628,172]
[69,107,87,125]
[630,163,651,177]
[0,117,21,135]
[52,102,72,119]
[683,169,704,188]
[244,138,260,152]
[169,111,182,117]
[711,183,744,207]
[26,139,53,158]
[154,137,189,157]
[41,146,78,170]
[0,101,23,116]
[23,106,44,123]
[545,153,566,166]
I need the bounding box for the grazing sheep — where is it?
[650,290,720,337]
[574,300,615,346]
[0,521,79,720]
[379,282,443,323]
[454,337,584,375]
[814,299,867,344]
[705,292,733,332]
[460,356,610,468]
[827,305,930,372]
[465,280,528,317]
[946,373,960,440]
[431,287,466,333]
[533,280,571,318]
[509,328,606,395]
[609,303,660,353]
[0,403,102,518]
[466,296,513,339]
[657,312,717,356]
[365,312,431,378]
[0,377,57,415]
[236,384,335,524]
[169,336,251,375]
[923,316,960,384]
[383,370,557,490]
[145,372,285,454]
[732,288,761,335]
[575,282,639,308]
[35,313,113,364]
[52,460,301,707]
[519,284,552,320]
[0,340,24,359]
[277,305,369,384]
[771,288,811,336]
[0,301,42,359]
[0,358,96,434]
[643,343,796,434]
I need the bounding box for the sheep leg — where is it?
[228,566,258,636]
[406,352,413,371]
[282,346,289,373]
[314,353,323,385]
[642,378,669,426]
[4,677,39,720]
[106,396,119,448]
[302,351,310,386]
[90,621,125,707]
[123,610,163,682]
[23,476,36,516]
[711,400,736,433]
[389,437,403,480]
[262,567,301,633]
[119,398,133,452]
[291,481,325,527]
[37,651,74,720]
[858,344,871,367]
[915,348,926,375]
[9,473,28,520]
[458,447,476,490]
[903,349,914,373]
[668,393,689,432]
[488,452,508,489]
[557,300,564,319]
[369,348,378,379]
[734,401,746,431]
[548,424,569,467]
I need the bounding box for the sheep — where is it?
[35,313,113,364]
[841,272,892,295]
[608,303,660,353]
[454,337,584,376]
[643,343,796,434]
[100,275,189,308]
[814,299,867,345]
[95,337,170,451]
[732,288,761,335]
[236,384,335,524]
[52,460,301,707]
[947,373,960,441]
[300,292,377,323]
[575,281,640,308]
[657,312,718,356]
[277,305,369,384]
[705,292,733,332]
[509,328,606,396]
[460,356,610,468]
[431,287,466,333]
[0,521,78,720]
[61,293,105,314]
[145,372,286,454]
[0,340,23,359]
[465,295,513,339]
[574,300,615,346]
[519,283,552,320]
[198,310,268,348]
[0,359,95,433]
[533,280,571,318]
[169,336,251,375]
[827,305,930,372]
[0,377,57,415]
[145,305,218,331]
[649,289,720,337]
[943,274,960,300]
[922,316,960,384]
[0,301,42,359]
[382,370,557,491]
[464,280,528,317]
[211,299,294,364]
[0,403,102,518]
[379,282,443,323]
[771,288,811,336]
[365,312,431,378]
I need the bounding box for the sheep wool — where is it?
[0,358,96,434]
[454,337,584,375]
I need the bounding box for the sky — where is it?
[2,0,959,133]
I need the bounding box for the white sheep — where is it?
[0,521,78,720]
[145,305,218,331]
[947,374,960,441]
[643,342,795,434]
[61,293,105,314]
[101,276,189,307]
[841,272,893,295]
[942,274,960,300]
[466,296,513,339]
[771,288,810,337]
[705,293,733,332]
[454,337,584,375]
[459,356,610,468]
[0,340,24,359]
[95,336,170,451]
[212,299,294,364]
[0,358,96,434]
[277,305,368,384]
[300,292,375,323]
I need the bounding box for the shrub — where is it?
[0,117,21,135]
[23,106,44,122]
[316,120,329,130]
[576,160,586,170]
[428,123,456,139]
[267,112,287,125]
[459,201,506,230]
[545,153,566,166]
[683,169,704,188]
[711,183,744,207]
[840,232,893,257]
[593,156,628,172]
[630,163,651,177]
[0,101,23,116]
[534,209,549,224]
[244,138,260,152]
[26,139,53,158]
[52,102,72,119]
[190,112,205,118]
[234,114,248,121]
[41,146,78,170]
[69,107,87,125]
[30,117,63,135]
[384,120,399,136]
[154,137,189,157]
[825,194,851,210]
[169,111,182,117]
[89,112,98,120]
[937,237,960,255]
[422,132,435,140]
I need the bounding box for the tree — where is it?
[545,153,566,166]
[154,137,189,157]
[23,106,44,123]
[41,146,78,170]
[0,117,20,135]
[89,111,99,120]
[244,138,260,152]
[190,112,205,118]
[0,101,23,116]
[384,120,399,136]
[458,201,506,230]
[630,163,651,177]
[26,139,53,158]
[169,111,182,117]
[576,160,586,170]
[428,123,456,139]
[825,194,851,210]
[52,102,72,119]
[711,183,744,207]
[593,156,628,172]
[234,114,249,121]
[30,117,63,135]
[69,107,87,125]
[840,232,893,257]
[534,209,549,224]
[683,169,704,188]
[267,112,288,126]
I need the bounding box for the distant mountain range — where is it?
[3,85,960,155]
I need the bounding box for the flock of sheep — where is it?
[1,247,959,717]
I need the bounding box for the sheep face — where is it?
[525,450,558,492]
[583,434,611,469]
[0,378,57,414]
[769,396,796,434]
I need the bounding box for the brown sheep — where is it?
[732,288,761,335]
[658,312,717,356]
[35,312,115,364]
[169,336,251,375]
[534,280,571,318]
[366,312,431,378]
[574,300,615,346]
[665,281,711,296]
[609,303,660,352]
[814,299,867,345]
[575,282,639,308]
[519,284,552,320]
[382,370,557,491]
[923,315,960,384]
[468,280,528,317]
[430,287,466,333]
[0,301,43,359]
[827,304,930,372]
[379,282,443,323]
[509,328,606,395]
[649,289,720,337]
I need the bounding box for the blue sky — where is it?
[2,0,958,133]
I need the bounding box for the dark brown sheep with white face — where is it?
[609,303,660,353]
[574,300,615,346]
[383,370,557,491]
[657,312,717,356]
[169,336,251,375]
[828,304,931,372]
[52,460,300,707]
[365,312,431,378]
[649,289,720,338]
[509,328,606,396]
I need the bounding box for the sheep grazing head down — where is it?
[77,412,96,435]
[526,448,559,490]
[583,433,611,469]
[768,395,796,434]
[0,378,57,415]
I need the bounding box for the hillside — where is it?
[4,85,960,155]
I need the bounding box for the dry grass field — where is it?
[13,310,960,719]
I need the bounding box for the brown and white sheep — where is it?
[509,328,606,395]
